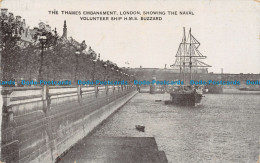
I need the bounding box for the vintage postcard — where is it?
[0,0,259,163]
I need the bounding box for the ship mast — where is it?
[178,44,182,79]
[189,28,192,82]
[173,27,212,84]
[183,27,186,84]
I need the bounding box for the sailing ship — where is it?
[168,28,211,106]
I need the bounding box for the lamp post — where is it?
[74,48,80,82]
[122,67,129,81]
[130,74,134,84]
[126,74,130,84]
[122,72,125,81]
[38,35,47,81]
[111,67,114,81]
[103,62,108,81]
[33,26,58,81]
[92,59,97,81]
[70,40,86,82]
[120,71,123,81]
[116,69,119,81]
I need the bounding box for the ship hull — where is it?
[169,92,202,106]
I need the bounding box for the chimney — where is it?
[62,20,67,39]
[221,68,223,74]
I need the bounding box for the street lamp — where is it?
[38,35,47,80]
[103,62,108,81]
[92,59,97,81]
[125,74,128,83]
[116,69,119,81]
[120,71,123,81]
[111,67,114,81]
[130,74,133,82]
[74,48,81,82]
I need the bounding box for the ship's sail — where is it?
[188,33,200,48]
[172,28,211,69]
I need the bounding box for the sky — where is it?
[2,0,260,74]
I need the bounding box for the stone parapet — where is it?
[0,85,137,163]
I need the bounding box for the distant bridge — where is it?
[128,68,260,81]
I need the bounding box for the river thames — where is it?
[90,90,260,163]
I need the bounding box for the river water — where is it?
[90,90,260,163]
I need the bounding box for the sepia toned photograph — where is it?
[0,0,259,162]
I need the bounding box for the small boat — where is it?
[135,125,145,132]
[169,28,211,106]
